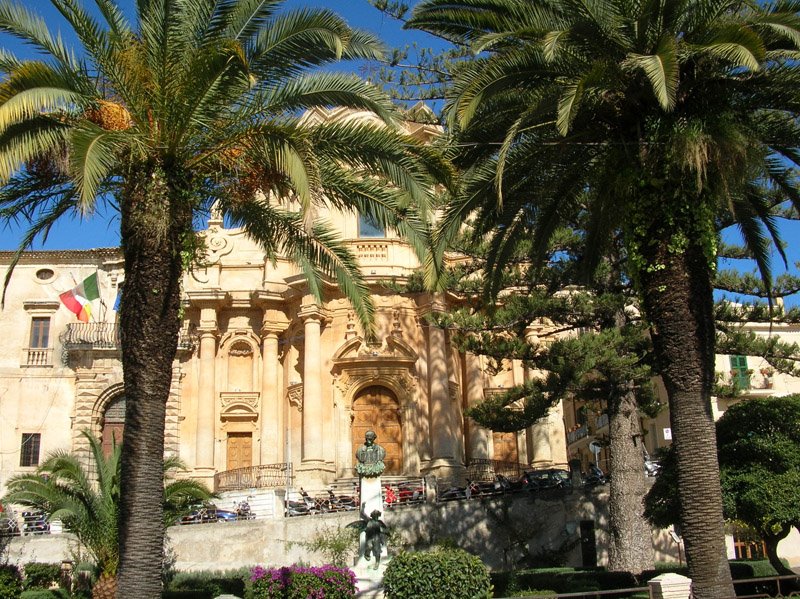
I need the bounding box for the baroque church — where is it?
[0,108,568,495]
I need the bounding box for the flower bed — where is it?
[250,564,357,599]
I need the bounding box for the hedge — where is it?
[0,564,23,599]
[383,548,491,599]
[23,563,62,590]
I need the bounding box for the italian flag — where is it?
[59,273,100,322]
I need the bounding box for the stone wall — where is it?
[5,489,621,573]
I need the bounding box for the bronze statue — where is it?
[363,509,388,569]
[355,430,386,477]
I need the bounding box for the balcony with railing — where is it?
[567,425,588,444]
[213,463,293,493]
[593,413,609,431]
[21,347,54,367]
[61,322,197,351]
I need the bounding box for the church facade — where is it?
[0,109,568,495]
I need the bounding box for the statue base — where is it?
[360,476,383,517]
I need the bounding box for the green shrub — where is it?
[383,548,491,599]
[0,564,23,599]
[20,591,68,599]
[491,568,637,597]
[23,563,61,590]
[167,568,249,598]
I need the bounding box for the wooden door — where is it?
[102,395,126,457]
[102,423,124,457]
[493,431,519,463]
[352,386,402,475]
[226,432,252,471]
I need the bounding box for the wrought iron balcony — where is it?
[61,322,196,351]
[567,425,588,444]
[593,413,609,431]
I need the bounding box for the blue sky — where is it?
[0,0,441,252]
[0,1,797,306]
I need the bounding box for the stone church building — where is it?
[0,109,568,495]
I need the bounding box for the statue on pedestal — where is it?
[355,430,386,478]
[363,509,389,570]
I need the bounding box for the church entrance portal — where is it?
[352,386,402,475]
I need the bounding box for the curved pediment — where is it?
[332,336,418,364]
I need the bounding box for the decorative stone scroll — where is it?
[287,382,304,412]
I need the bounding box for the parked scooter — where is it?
[644,455,661,477]
[326,489,357,512]
[22,511,50,535]
[234,499,256,520]
[285,488,318,517]
[438,483,467,501]
[582,463,608,487]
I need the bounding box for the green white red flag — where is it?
[59,272,100,322]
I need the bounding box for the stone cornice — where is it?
[185,290,230,308]
[0,248,120,263]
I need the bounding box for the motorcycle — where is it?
[644,457,661,477]
[234,499,256,520]
[438,483,467,501]
[22,510,50,535]
[180,504,220,524]
[582,464,608,487]
[285,488,317,517]
[326,489,357,512]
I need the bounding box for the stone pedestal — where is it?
[648,573,692,599]
[360,476,383,518]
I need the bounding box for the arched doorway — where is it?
[101,395,125,456]
[352,386,402,475]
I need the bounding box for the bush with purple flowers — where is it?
[250,564,357,599]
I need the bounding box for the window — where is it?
[358,213,385,238]
[20,433,41,467]
[29,317,50,348]
[730,355,751,390]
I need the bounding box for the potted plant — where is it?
[760,366,775,388]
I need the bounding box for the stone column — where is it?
[298,305,328,479]
[260,329,281,465]
[196,323,217,472]
[424,298,465,481]
[465,353,491,462]
[187,290,229,486]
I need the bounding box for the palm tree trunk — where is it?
[607,384,655,575]
[640,235,733,599]
[116,161,191,598]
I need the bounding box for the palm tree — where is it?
[2,431,212,598]
[408,1,800,596]
[0,2,448,596]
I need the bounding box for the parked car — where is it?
[520,469,572,491]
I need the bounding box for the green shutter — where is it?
[729,355,750,390]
